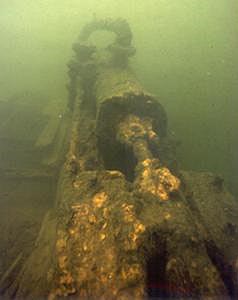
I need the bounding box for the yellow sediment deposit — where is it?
[122,203,135,223]
[142,158,151,168]
[58,255,68,270]
[107,170,124,178]
[102,222,107,229]
[103,207,110,218]
[56,238,67,253]
[121,264,142,282]
[88,214,97,224]
[129,232,138,243]
[59,273,74,285]
[71,203,89,216]
[148,129,157,140]
[124,239,135,251]
[100,233,106,240]
[120,204,146,250]
[164,213,171,220]
[134,222,146,234]
[139,159,180,200]
[92,191,108,208]
[127,223,145,245]
[69,228,76,235]
[83,241,89,252]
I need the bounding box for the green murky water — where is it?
[1,0,237,192]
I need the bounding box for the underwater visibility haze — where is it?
[0,1,238,299]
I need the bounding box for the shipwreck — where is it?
[0,18,238,300]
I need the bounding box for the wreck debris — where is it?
[117,114,180,200]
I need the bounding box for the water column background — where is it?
[0,0,237,193]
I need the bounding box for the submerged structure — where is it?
[1,18,238,299]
